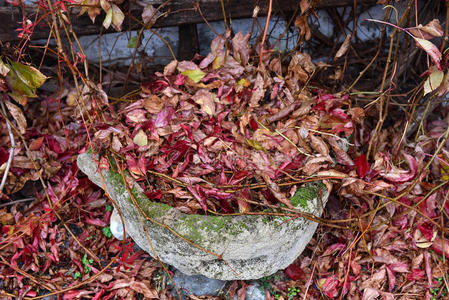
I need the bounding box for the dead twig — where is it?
[0,100,16,194]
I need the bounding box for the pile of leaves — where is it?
[92,33,364,214]
[0,64,167,298]
[0,9,449,299]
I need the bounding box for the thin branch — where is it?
[0,197,36,208]
[0,101,16,193]
[259,0,273,68]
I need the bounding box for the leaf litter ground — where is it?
[0,33,448,299]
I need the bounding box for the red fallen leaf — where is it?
[385,266,395,292]
[50,243,60,263]
[174,74,186,85]
[355,153,369,177]
[417,222,434,241]
[10,250,23,268]
[144,190,162,200]
[414,37,442,70]
[392,214,408,229]
[322,243,345,256]
[237,281,249,300]
[387,262,408,273]
[24,289,36,297]
[29,136,44,150]
[115,243,143,271]
[227,281,239,299]
[92,289,105,300]
[417,194,438,218]
[236,188,251,213]
[409,19,444,40]
[285,263,304,280]
[85,217,108,227]
[317,275,339,298]
[141,78,169,93]
[63,290,93,300]
[249,118,258,130]
[126,154,144,177]
[229,170,251,185]
[46,135,64,154]
[407,269,425,281]
[431,236,449,258]
[155,106,175,128]
[0,147,8,166]
[187,184,208,213]
[381,152,417,183]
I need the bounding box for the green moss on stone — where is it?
[290,182,325,210]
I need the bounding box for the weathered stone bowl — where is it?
[77,151,328,280]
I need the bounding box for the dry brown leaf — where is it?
[249,73,265,107]
[409,19,444,40]
[5,100,27,134]
[299,0,310,13]
[163,60,178,75]
[142,4,159,26]
[316,170,348,178]
[143,94,164,114]
[294,15,311,40]
[325,136,354,166]
[192,89,216,116]
[348,107,365,123]
[302,163,327,176]
[309,134,329,157]
[130,281,158,298]
[287,52,316,85]
[335,34,352,60]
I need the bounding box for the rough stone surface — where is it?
[77,151,328,280]
[242,283,266,300]
[169,269,226,299]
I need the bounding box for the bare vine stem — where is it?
[0,101,16,193]
[258,0,272,68]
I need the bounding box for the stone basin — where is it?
[77,151,329,280]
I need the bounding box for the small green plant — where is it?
[259,276,272,292]
[259,274,283,298]
[102,226,113,238]
[287,287,299,300]
[430,277,447,300]
[73,271,81,279]
[105,205,112,212]
[82,254,93,274]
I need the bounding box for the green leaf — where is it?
[74,271,81,279]
[82,254,89,265]
[105,205,112,212]
[9,61,47,89]
[6,69,35,97]
[103,7,112,29]
[102,226,113,238]
[6,61,47,103]
[237,78,250,87]
[181,69,206,83]
[246,139,264,150]
[128,36,138,48]
[81,253,94,273]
